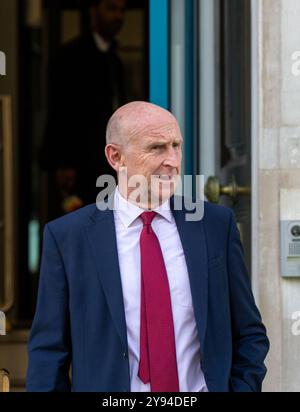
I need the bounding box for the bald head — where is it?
[106,101,180,146]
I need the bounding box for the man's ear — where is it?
[105,144,124,172]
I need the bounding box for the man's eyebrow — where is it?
[147,141,167,147]
[146,139,183,147]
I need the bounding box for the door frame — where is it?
[250,0,260,304]
[149,0,169,109]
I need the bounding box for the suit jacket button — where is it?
[123,351,127,358]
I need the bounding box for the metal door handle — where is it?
[205,175,251,203]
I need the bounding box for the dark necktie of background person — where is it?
[138,211,180,392]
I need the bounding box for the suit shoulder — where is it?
[200,202,235,249]
[54,34,94,65]
[203,201,233,226]
[46,203,97,235]
[61,34,92,52]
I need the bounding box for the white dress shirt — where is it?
[93,32,111,52]
[113,188,208,392]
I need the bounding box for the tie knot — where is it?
[140,211,156,227]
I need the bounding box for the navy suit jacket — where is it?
[26,196,269,392]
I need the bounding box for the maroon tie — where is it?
[138,211,180,392]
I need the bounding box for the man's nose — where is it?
[163,147,181,167]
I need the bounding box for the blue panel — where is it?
[149,0,169,109]
[184,0,195,176]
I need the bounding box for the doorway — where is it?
[168,0,252,272]
[17,0,149,325]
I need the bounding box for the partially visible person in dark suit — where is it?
[41,0,127,219]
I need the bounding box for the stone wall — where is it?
[258,0,300,392]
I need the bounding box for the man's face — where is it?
[94,0,126,40]
[119,120,183,207]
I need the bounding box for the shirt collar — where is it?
[114,187,173,228]
[93,32,111,52]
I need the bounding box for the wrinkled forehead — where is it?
[124,113,182,145]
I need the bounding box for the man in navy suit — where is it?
[27,102,269,392]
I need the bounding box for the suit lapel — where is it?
[171,197,208,353]
[85,197,128,352]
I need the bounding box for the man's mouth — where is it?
[153,174,178,182]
